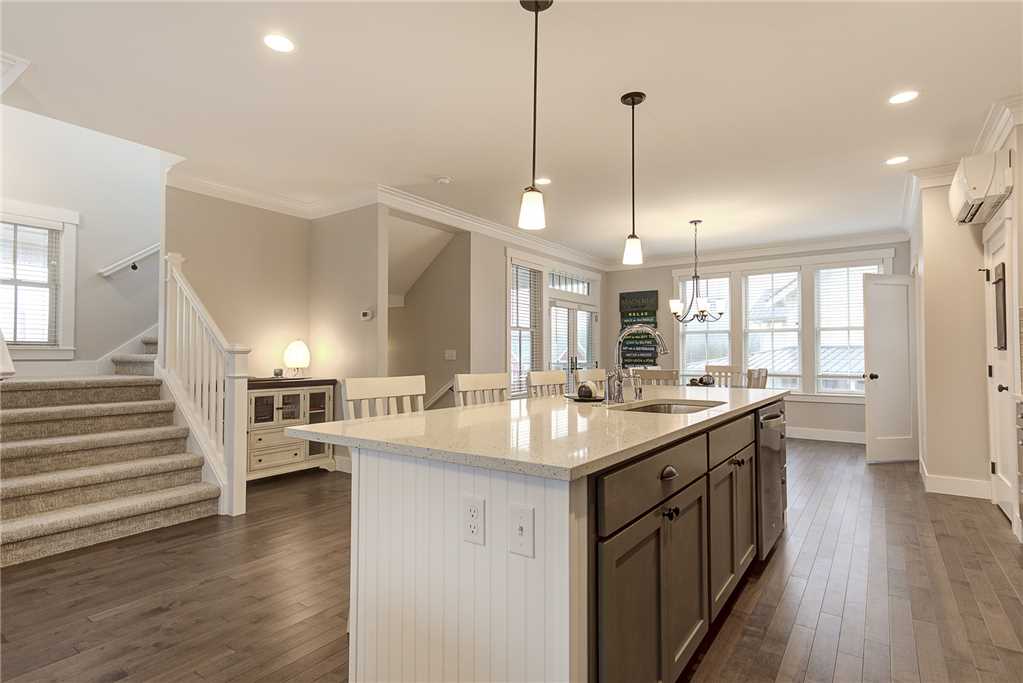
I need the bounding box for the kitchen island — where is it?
[288,385,788,683]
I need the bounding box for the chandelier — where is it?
[669,220,723,324]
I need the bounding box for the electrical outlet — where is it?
[444,349,457,361]
[509,503,534,558]
[463,495,485,545]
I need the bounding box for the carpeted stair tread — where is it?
[1,453,202,499]
[1,482,220,544]
[111,353,157,363]
[0,376,162,392]
[1,425,189,460]
[1,400,175,426]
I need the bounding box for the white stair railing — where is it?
[161,253,250,515]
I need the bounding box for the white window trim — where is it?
[1,198,78,360]
[506,248,602,385]
[671,247,894,402]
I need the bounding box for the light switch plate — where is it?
[463,495,485,545]
[509,503,534,558]
[444,349,457,361]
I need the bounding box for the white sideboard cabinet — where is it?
[247,377,337,480]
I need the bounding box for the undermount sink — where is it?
[616,399,726,415]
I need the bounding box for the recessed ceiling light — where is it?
[263,34,295,53]
[534,177,552,185]
[888,90,919,105]
[885,155,909,165]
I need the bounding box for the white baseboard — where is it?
[919,458,991,499]
[787,427,866,444]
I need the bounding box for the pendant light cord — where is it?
[530,8,539,187]
[630,103,636,238]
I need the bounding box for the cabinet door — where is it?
[598,508,664,683]
[709,459,738,621]
[306,389,332,457]
[278,391,304,425]
[662,480,710,682]
[250,392,277,427]
[734,444,757,577]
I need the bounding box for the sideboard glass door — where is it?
[279,392,304,425]
[251,392,277,427]
[306,389,331,456]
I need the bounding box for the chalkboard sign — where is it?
[619,290,659,368]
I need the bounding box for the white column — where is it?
[223,345,251,516]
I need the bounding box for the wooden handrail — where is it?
[98,243,160,278]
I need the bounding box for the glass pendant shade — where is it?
[518,187,546,230]
[622,234,644,265]
[669,298,683,314]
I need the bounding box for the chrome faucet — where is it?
[607,324,669,404]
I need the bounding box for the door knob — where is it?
[997,384,1009,392]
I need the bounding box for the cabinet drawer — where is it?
[249,445,306,471]
[249,428,304,451]
[597,434,707,537]
[709,415,755,470]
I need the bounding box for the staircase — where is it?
[0,336,220,567]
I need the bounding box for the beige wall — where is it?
[917,188,990,483]
[308,204,387,381]
[3,105,167,362]
[166,188,310,377]
[389,232,471,401]
[601,240,912,436]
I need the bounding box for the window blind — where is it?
[509,264,542,396]
[679,276,730,377]
[550,304,570,375]
[575,309,595,370]
[548,272,590,296]
[0,222,61,345]
[815,264,880,393]
[744,271,800,390]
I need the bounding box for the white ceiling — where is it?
[2,2,1021,264]
[388,214,455,297]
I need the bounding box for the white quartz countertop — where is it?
[287,386,788,481]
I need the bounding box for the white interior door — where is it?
[550,303,597,391]
[983,217,1018,531]
[864,274,917,463]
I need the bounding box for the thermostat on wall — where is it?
[360,309,374,321]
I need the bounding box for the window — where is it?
[678,276,730,379]
[550,303,596,390]
[0,221,61,345]
[549,272,590,297]
[815,264,880,394]
[744,271,801,390]
[509,263,542,396]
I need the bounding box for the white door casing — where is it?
[864,274,918,463]
[983,215,1020,538]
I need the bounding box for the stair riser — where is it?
[142,341,158,354]
[2,437,188,477]
[2,411,174,441]
[114,361,155,377]
[2,468,202,518]
[1,385,162,410]
[1,499,218,567]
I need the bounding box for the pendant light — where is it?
[621,91,645,265]
[517,1,553,231]
[669,220,724,323]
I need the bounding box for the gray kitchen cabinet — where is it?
[597,478,709,683]
[708,442,757,621]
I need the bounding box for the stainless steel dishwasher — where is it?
[756,401,787,561]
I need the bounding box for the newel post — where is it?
[162,252,186,371]
[224,345,251,516]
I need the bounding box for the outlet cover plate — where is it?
[509,503,534,558]
[463,495,485,545]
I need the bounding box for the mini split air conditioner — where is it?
[948,149,1013,225]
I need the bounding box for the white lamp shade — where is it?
[622,234,643,265]
[695,296,710,314]
[283,340,311,369]
[518,188,546,230]
[669,298,682,314]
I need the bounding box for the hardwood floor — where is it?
[1,468,351,682]
[2,441,1021,682]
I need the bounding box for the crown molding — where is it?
[375,185,607,271]
[606,228,909,271]
[911,162,958,189]
[1,52,30,94]
[974,94,1023,155]
[167,173,376,220]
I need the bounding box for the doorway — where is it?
[550,302,598,392]
[983,214,1020,539]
